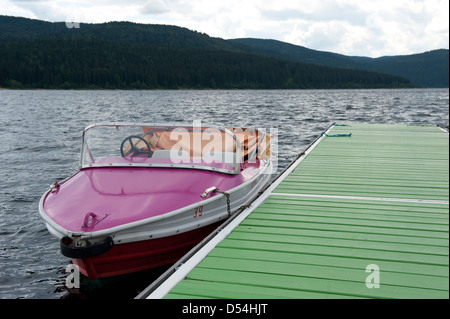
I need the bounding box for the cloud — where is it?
[140,0,170,15]
[258,0,449,56]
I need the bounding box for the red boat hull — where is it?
[72,221,223,280]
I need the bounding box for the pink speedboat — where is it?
[39,122,272,280]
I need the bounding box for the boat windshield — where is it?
[80,123,244,174]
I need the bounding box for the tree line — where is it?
[0,37,415,89]
[231,38,449,88]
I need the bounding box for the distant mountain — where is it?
[229,38,449,88]
[0,15,420,89]
[2,37,414,90]
[0,15,237,51]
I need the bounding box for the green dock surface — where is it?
[153,123,449,299]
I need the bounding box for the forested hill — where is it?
[0,15,418,89]
[230,39,449,88]
[0,15,234,51]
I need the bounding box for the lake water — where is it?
[0,88,448,299]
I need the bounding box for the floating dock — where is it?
[138,123,449,299]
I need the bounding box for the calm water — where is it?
[0,89,448,299]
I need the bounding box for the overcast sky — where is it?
[1,0,448,57]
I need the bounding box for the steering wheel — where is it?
[120,135,153,158]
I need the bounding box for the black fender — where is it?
[60,236,113,259]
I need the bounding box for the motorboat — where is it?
[39,122,272,280]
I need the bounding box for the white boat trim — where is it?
[80,162,240,175]
[39,159,272,242]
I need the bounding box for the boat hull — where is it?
[72,221,223,280]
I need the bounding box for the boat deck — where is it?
[141,123,449,299]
